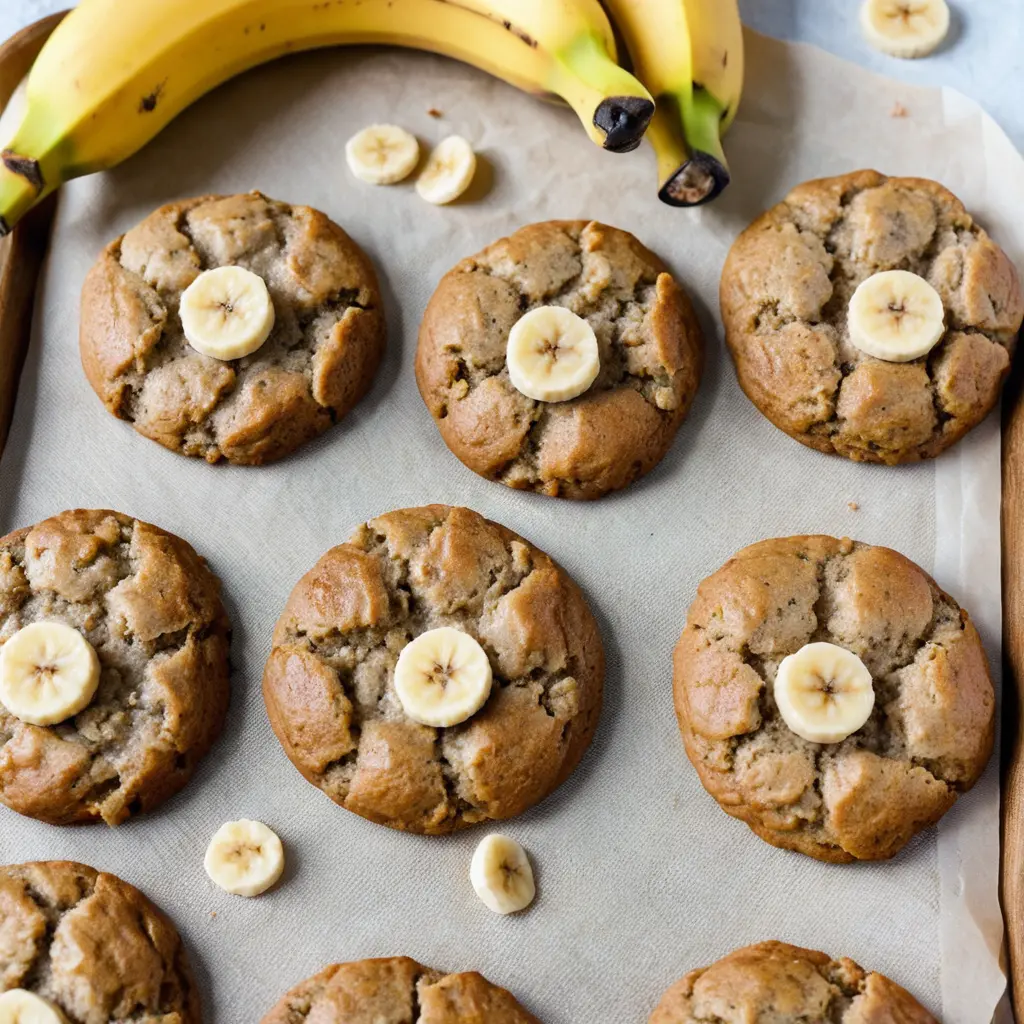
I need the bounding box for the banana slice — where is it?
[179,265,275,361]
[204,819,284,897]
[470,834,535,915]
[847,269,945,362]
[394,626,492,728]
[860,0,950,58]
[507,306,600,403]
[774,642,875,744]
[0,622,100,727]
[0,990,68,1024]
[345,124,420,185]
[415,135,476,205]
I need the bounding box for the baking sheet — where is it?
[0,30,1018,1024]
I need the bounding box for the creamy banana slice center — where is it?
[346,124,420,185]
[507,305,600,403]
[394,626,492,727]
[773,642,875,744]
[0,621,100,727]
[205,819,284,897]
[470,834,536,915]
[179,265,276,361]
[415,135,477,205]
[860,0,950,58]
[0,990,69,1024]
[847,269,945,362]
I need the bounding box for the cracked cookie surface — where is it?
[416,220,704,499]
[260,957,541,1024]
[0,509,231,825]
[80,191,385,465]
[673,536,993,862]
[0,861,201,1024]
[262,505,604,833]
[721,170,1023,463]
[649,941,936,1023]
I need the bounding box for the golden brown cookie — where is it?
[673,536,994,862]
[0,509,231,825]
[416,220,704,499]
[263,504,604,833]
[260,957,540,1024]
[80,191,385,465]
[720,170,1023,463]
[0,861,201,1023]
[650,942,936,1023]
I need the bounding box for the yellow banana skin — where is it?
[604,0,744,206]
[0,0,654,234]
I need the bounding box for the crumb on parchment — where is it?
[428,108,443,118]
[848,501,860,511]
[890,102,909,118]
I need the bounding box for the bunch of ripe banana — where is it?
[0,0,745,235]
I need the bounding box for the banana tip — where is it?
[659,153,730,207]
[595,96,654,153]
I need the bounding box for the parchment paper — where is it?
[0,31,1019,1024]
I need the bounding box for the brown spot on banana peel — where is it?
[433,0,537,47]
[1,151,43,190]
[138,81,166,113]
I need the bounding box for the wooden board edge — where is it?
[0,11,65,460]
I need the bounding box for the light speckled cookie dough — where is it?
[260,957,541,1024]
[416,220,704,499]
[721,170,1023,463]
[649,942,936,1024]
[80,191,385,465]
[0,861,201,1024]
[263,505,604,833]
[673,536,994,862]
[0,509,231,825]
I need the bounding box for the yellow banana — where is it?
[0,0,654,234]
[604,0,744,206]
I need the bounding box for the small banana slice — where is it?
[860,0,950,58]
[179,265,275,361]
[774,642,875,744]
[0,990,68,1024]
[507,306,600,403]
[345,124,420,185]
[0,622,100,727]
[394,626,492,727]
[204,819,284,897]
[415,135,476,205]
[847,269,945,362]
[470,834,535,915]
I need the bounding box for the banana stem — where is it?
[651,89,730,207]
[552,31,654,152]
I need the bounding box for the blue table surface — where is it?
[4,0,1024,152]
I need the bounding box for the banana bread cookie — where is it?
[261,957,541,1023]
[263,504,604,833]
[650,941,935,1023]
[721,170,1023,463]
[0,861,201,1023]
[80,191,385,464]
[673,536,994,862]
[0,509,231,825]
[416,220,704,499]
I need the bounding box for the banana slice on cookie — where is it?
[470,834,536,915]
[179,265,276,361]
[394,626,492,727]
[507,306,600,403]
[774,642,875,744]
[847,269,945,362]
[0,622,100,726]
[416,135,476,205]
[205,819,284,897]
[0,990,68,1024]
[346,124,419,185]
[860,0,950,58]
